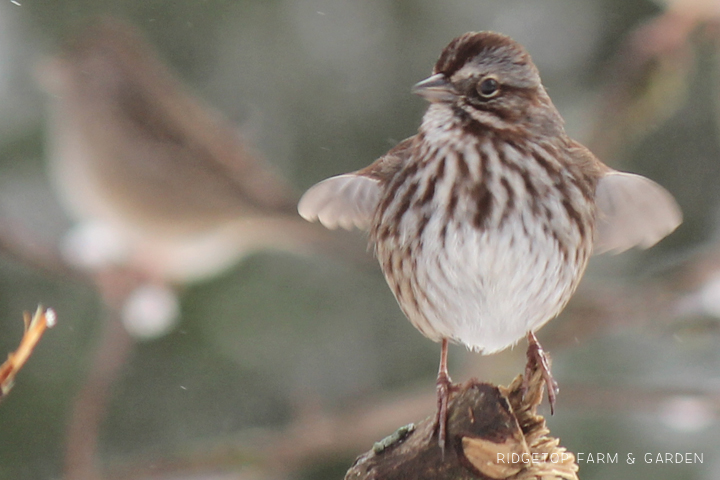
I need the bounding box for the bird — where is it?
[39,18,362,336]
[297,31,682,449]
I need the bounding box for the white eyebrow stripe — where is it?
[451,64,479,83]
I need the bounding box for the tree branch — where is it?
[345,366,578,480]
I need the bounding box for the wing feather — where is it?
[297,174,381,230]
[594,171,682,254]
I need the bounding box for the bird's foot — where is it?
[524,332,559,414]
[435,370,458,456]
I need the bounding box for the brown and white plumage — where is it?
[299,31,681,442]
[300,32,681,354]
[41,18,356,284]
[301,132,679,353]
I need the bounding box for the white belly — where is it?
[400,209,582,354]
[373,110,593,354]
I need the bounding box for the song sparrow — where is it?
[39,18,362,284]
[39,18,368,337]
[298,31,682,448]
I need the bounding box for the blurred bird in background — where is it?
[38,17,361,337]
[35,17,374,478]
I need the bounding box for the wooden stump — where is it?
[345,366,579,480]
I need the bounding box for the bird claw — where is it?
[524,332,559,414]
[435,370,459,456]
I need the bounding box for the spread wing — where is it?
[298,174,381,230]
[297,137,415,231]
[594,171,682,254]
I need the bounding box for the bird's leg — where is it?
[434,338,456,454]
[524,331,559,414]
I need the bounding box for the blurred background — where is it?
[0,0,719,479]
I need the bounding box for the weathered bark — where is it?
[345,366,578,480]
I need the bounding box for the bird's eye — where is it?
[477,77,499,98]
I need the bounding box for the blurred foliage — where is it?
[0,1,718,479]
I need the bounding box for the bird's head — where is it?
[413,31,563,136]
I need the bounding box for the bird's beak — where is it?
[412,73,456,103]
